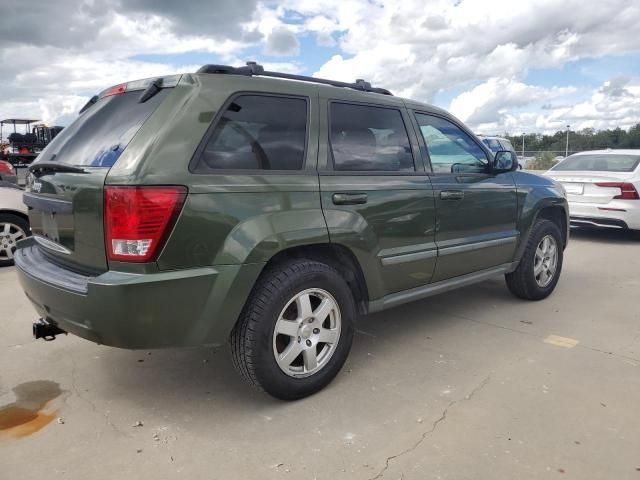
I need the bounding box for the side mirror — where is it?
[493,150,517,173]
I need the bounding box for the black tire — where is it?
[0,213,30,267]
[230,259,355,400]
[505,219,563,300]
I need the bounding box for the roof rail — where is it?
[196,61,393,96]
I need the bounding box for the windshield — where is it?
[35,89,170,167]
[551,154,640,172]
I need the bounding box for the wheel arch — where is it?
[514,198,569,265]
[536,205,568,248]
[0,209,30,225]
[256,243,370,315]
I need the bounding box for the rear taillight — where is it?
[104,186,187,262]
[0,160,13,175]
[594,182,640,200]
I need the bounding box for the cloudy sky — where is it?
[1,0,639,134]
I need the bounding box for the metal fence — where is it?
[518,150,586,170]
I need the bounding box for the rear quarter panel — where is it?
[107,74,328,269]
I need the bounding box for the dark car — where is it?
[15,63,569,400]
[479,135,522,169]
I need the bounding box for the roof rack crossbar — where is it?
[196,62,393,96]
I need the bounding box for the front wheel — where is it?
[505,219,563,300]
[230,260,355,400]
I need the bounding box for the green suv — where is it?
[15,63,568,400]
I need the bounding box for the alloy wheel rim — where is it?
[534,234,558,288]
[0,222,26,261]
[273,288,341,378]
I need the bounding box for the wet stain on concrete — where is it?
[0,381,63,439]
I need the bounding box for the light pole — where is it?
[565,124,570,157]
[521,132,525,158]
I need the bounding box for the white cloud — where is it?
[449,78,576,132]
[534,78,640,132]
[263,27,300,56]
[451,77,640,134]
[312,0,640,98]
[1,0,640,131]
[305,0,640,132]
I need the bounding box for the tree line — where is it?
[506,123,640,155]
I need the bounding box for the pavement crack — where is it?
[1,341,33,348]
[577,343,639,363]
[67,351,127,437]
[368,374,491,480]
[68,351,95,410]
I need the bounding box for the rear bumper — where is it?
[568,200,640,230]
[14,240,263,349]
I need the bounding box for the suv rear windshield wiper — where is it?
[29,162,88,174]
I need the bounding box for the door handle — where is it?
[332,192,368,205]
[440,190,464,201]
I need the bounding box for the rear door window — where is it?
[193,95,308,172]
[37,89,171,167]
[329,103,415,172]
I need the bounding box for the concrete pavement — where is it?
[1,228,639,479]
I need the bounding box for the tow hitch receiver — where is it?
[33,320,67,341]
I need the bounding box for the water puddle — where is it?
[0,381,64,439]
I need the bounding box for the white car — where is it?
[0,184,29,266]
[544,149,640,232]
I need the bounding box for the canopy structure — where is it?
[0,118,40,125]
[0,119,41,141]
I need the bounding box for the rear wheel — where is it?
[505,219,563,300]
[230,260,355,400]
[0,214,29,267]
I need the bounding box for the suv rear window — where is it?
[329,103,414,172]
[36,89,170,167]
[551,154,640,172]
[193,95,308,172]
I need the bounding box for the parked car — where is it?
[478,135,522,169]
[544,149,640,232]
[0,160,17,184]
[0,183,29,266]
[15,63,568,399]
